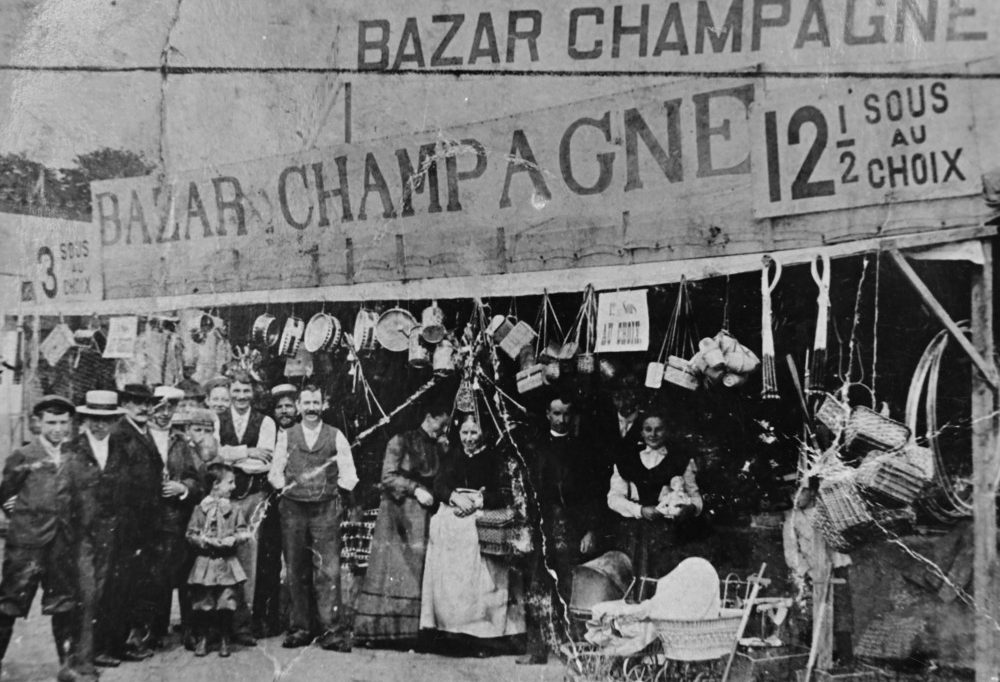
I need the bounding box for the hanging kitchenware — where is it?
[534,290,564,379]
[73,327,107,354]
[353,308,379,354]
[375,307,418,353]
[277,316,305,358]
[303,312,343,353]
[516,363,546,394]
[455,377,476,413]
[284,346,314,378]
[760,255,783,401]
[419,300,447,344]
[660,278,699,391]
[251,313,280,349]
[408,324,431,368]
[432,338,455,375]
[807,253,832,399]
[570,285,598,374]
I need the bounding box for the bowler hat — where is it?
[33,394,75,416]
[118,384,156,404]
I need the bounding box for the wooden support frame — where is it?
[887,249,1000,391]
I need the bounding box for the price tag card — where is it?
[752,78,980,218]
[39,323,74,366]
[103,316,138,359]
[594,289,649,353]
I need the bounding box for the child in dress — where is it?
[185,460,250,657]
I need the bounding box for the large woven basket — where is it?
[815,393,849,433]
[844,406,911,456]
[856,455,928,508]
[650,608,744,661]
[815,477,874,552]
[475,508,532,558]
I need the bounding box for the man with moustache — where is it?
[58,391,130,672]
[269,384,358,651]
[111,384,163,660]
[214,371,275,645]
[148,386,201,646]
[0,395,79,681]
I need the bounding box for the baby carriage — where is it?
[565,556,767,682]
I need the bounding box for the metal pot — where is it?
[375,308,417,353]
[420,301,446,344]
[432,338,455,375]
[353,309,379,354]
[277,316,305,358]
[408,325,431,368]
[303,312,342,353]
[251,313,280,348]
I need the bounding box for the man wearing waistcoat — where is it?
[214,371,275,645]
[269,384,358,651]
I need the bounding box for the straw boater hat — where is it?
[118,384,156,404]
[33,394,75,416]
[153,385,185,403]
[270,384,298,399]
[76,390,123,417]
[172,406,215,428]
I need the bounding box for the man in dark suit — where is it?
[0,395,79,681]
[110,383,163,660]
[214,371,275,644]
[148,386,202,646]
[518,394,606,665]
[58,390,130,672]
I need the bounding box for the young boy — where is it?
[186,460,251,658]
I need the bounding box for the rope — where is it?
[845,256,870,385]
[872,250,881,397]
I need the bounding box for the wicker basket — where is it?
[844,406,911,455]
[816,394,849,433]
[650,608,744,661]
[815,477,874,553]
[856,455,928,508]
[475,508,532,558]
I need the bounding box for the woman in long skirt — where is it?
[353,404,449,643]
[420,415,524,640]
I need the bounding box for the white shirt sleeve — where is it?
[607,465,643,519]
[268,429,288,490]
[255,416,277,452]
[335,429,359,492]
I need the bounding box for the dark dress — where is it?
[353,427,444,642]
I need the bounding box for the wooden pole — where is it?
[970,240,999,682]
[888,249,999,390]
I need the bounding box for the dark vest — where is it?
[218,409,268,500]
[615,446,690,506]
[283,423,341,503]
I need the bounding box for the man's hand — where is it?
[2,496,15,514]
[579,530,597,555]
[414,487,434,507]
[162,481,187,498]
[640,505,661,521]
[246,448,272,463]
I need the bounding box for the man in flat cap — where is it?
[0,395,80,680]
[58,390,129,671]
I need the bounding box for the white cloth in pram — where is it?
[583,558,721,655]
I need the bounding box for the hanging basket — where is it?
[844,406,911,455]
[856,454,929,508]
[815,477,874,553]
[816,393,850,433]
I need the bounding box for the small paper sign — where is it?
[594,290,649,353]
[103,316,138,359]
[39,323,74,366]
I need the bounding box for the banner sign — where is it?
[90,76,983,300]
[751,78,979,217]
[347,0,998,74]
[0,214,103,307]
[595,289,649,352]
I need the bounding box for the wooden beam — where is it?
[888,249,1000,391]
[971,240,999,682]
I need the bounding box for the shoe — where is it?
[282,630,313,648]
[232,632,257,647]
[515,654,548,665]
[219,636,230,658]
[56,666,82,682]
[183,631,197,651]
[317,631,352,652]
[120,647,153,662]
[94,653,121,667]
[194,637,208,657]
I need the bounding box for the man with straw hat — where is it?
[0,394,80,681]
[58,390,127,674]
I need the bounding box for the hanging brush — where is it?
[807,253,831,401]
[760,255,782,401]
